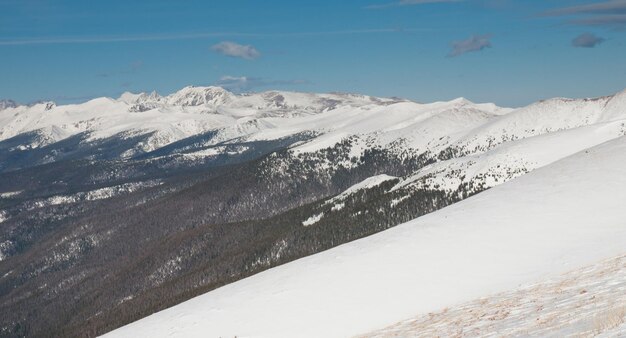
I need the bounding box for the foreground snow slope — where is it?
[106,136,626,338]
[362,254,626,337]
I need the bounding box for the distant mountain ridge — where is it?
[0,86,404,150]
[2,87,624,159]
[2,86,624,196]
[0,87,625,337]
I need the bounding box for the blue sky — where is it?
[1,0,625,107]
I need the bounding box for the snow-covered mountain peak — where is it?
[29,101,56,112]
[118,91,161,105]
[3,86,624,166]
[449,97,473,106]
[118,92,140,104]
[165,86,235,107]
[442,97,511,116]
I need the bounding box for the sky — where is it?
[1,0,625,107]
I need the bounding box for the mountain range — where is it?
[1,86,625,337]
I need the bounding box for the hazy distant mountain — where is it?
[0,99,18,110]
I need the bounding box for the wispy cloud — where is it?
[544,0,626,16]
[211,41,260,60]
[542,0,626,29]
[571,32,606,48]
[0,28,431,46]
[569,14,626,28]
[216,75,310,92]
[0,32,230,46]
[367,0,463,9]
[448,34,492,57]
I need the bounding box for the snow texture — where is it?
[362,254,626,337]
[105,135,626,337]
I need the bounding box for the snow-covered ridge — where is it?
[3,87,625,168]
[0,86,507,156]
[328,174,397,204]
[392,119,626,194]
[3,87,626,216]
[0,86,403,149]
[106,133,626,338]
[302,213,324,227]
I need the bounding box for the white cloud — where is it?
[211,41,260,60]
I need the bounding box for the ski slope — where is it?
[105,134,626,337]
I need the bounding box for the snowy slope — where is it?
[328,174,397,203]
[105,134,626,338]
[363,254,626,337]
[3,87,625,186]
[394,119,626,193]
